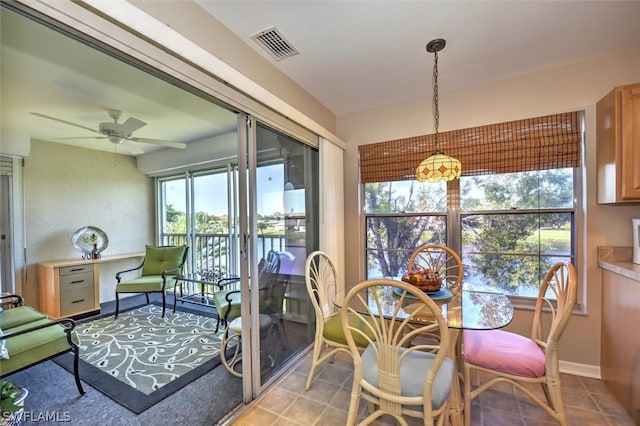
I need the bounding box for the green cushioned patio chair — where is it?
[217,250,283,376]
[212,250,282,333]
[115,245,188,318]
[0,294,85,396]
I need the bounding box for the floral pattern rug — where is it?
[76,304,223,395]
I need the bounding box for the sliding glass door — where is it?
[157,119,318,396]
[248,122,318,389]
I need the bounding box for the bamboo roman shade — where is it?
[359,111,582,183]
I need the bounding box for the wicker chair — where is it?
[406,244,464,296]
[341,278,454,426]
[405,244,463,349]
[463,261,577,426]
[304,251,369,390]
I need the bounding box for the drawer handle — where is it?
[71,299,86,304]
[69,268,85,272]
[70,280,86,284]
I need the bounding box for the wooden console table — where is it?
[38,252,144,319]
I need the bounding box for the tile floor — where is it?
[229,351,636,426]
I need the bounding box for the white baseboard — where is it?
[559,360,601,379]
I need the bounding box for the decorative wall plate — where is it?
[72,226,108,254]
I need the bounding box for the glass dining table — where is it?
[336,284,514,426]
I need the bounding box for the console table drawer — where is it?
[59,271,94,292]
[60,287,95,317]
[59,264,94,276]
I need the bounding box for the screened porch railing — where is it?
[162,233,285,274]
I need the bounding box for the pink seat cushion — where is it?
[463,329,545,378]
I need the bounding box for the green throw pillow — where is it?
[141,245,186,276]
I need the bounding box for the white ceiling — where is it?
[2,1,640,156]
[0,7,237,156]
[199,0,640,115]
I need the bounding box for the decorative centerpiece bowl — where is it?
[401,267,443,292]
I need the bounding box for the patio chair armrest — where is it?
[162,265,184,278]
[1,317,77,340]
[225,289,241,303]
[222,289,241,322]
[0,294,23,308]
[116,262,144,282]
[217,276,241,290]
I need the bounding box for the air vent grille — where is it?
[251,26,299,61]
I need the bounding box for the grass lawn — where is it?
[528,228,571,251]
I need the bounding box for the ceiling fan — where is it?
[30,109,187,152]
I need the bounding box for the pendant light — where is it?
[416,39,462,183]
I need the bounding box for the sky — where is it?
[163,164,298,216]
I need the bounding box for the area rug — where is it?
[55,304,226,413]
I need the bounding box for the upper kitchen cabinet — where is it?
[596,83,640,204]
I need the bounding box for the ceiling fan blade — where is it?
[120,117,146,134]
[128,137,187,150]
[30,112,101,134]
[54,136,107,140]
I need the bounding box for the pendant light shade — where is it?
[416,38,461,183]
[416,152,462,182]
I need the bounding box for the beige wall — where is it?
[338,49,640,369]
[23,140,155,308]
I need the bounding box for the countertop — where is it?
[598,246,640,282]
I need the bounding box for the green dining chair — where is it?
[114,245,188,318]
[304,251,375,391]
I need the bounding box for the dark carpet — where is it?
[54,302,227,414]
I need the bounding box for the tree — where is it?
[365,169,573,293]
[165,204,183,226]
[194,211,217,233]
[365,182,446,277]
[164,204,185,233]
[257,222,268,234]
[461,170,572,292]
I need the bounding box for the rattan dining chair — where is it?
[304,251,373,391]
[462,261,577,426]
[341,278,454,426]
[406,244,464,348]
[407,244,464,296]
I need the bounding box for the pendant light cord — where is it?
[433,50,440,151]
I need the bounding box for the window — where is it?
[365,180,447,279]
[159,169,238,276]
[157,162,302,277]
[362,112,581,300]
[459,169,574,297]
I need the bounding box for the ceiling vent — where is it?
[251,26,299,61]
